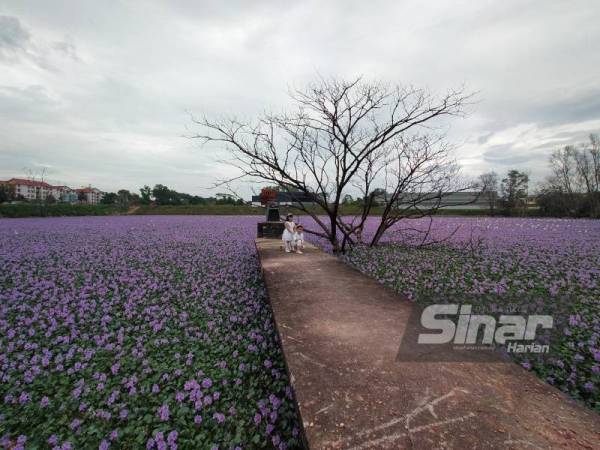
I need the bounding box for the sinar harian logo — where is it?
[418,305,553,353]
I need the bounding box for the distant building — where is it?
[75,187,104,204]
[2,178,55,201]
[398,191,490,210]
[53,186,78,203]
[0,178,106,204]
[251,192,320,207]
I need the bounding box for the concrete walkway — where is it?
[255,239,600,450]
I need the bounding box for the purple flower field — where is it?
[334,217,600,410]
[1,214,598,450]
[0,216,301,449]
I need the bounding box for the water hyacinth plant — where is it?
[0,216,301,449]
[330,216,600,411]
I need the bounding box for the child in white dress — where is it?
[282,214,295,253]
[293,225,305,254]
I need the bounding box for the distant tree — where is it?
[46,194,57,204]
[574,134,600,218]
[536,188,586,217]
[188,195,206,205]
[152,184,171,205]
[369,188,388,207]
[77,191,87,203]
[129,192,142,205]
[479,171,499,216]
[215,193,236,205]
[342,194,354,205]
[550,145,578,194]
[140,185,152,204]
[0,184,15,203]
[501,170,529,216]
[115,190,131,209]
[541,134,600,217]
[101,192,118,204]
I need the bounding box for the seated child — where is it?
[293,225,305,254]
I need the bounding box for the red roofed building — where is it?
[75,187,104,204]
[1,178,103,203]
[4,178,55,201]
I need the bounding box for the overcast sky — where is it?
[1,0,599,196]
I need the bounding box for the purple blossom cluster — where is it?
[326,216,600,411]
[0,216,301,448]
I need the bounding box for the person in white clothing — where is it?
[281,214,295,253]
[293,225,305,253]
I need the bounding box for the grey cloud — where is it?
[0,15,29,55]
[0,1,600,195]
[0,85,62,121]
[0,16,29,48]
[0,15,75,71]
[52,38,79,61]
[523,88,600,128]
[482,145,546,166]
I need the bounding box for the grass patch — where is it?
[0,203,120,218]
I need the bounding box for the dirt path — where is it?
[256,238,600,450]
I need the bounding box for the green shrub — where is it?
[0,203,119,218]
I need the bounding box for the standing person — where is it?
[282,214,295,253]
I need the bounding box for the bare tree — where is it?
[193,77,474,253]
[542,135,600,217]
[479,171,499,216]
[574,134,600,218]
[24,167,49,216]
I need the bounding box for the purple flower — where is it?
[70,418,82,430]
[167,431,178,444]
[158,404,170,421]
[213,412,225,423]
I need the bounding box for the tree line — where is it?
[100,185,244,207]
[538,134,600,218]
[478,134,599,218]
